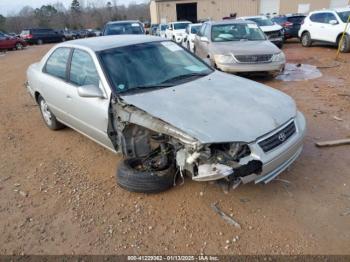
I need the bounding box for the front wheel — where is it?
[339,35,350,53]
[301,32,312,47]
[38,96,65,130]
[116,157,176,193]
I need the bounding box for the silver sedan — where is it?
[194,20,286,75]
[26,35,305,192]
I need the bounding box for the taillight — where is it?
[283,21,293,28]
[22,34,32,39]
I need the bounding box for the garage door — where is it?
[260,0,280,16]
[330,0,349,8]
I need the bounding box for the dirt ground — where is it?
[0,41,350,255]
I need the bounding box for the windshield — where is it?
[105,22,144,35]
[211,23,266,42]
[191,25,201,34]
[99,41,212,94]
[160,24,167,30]
[337,11,350,23]
[174,23,190,30]
[247,17,274,26]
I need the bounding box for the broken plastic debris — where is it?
[276,63,322,82]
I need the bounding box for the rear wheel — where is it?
[15,42,23,50]
[37,39,43,45]
[301,32,312,47]
[338,34,350,53]
[38,96,65,130]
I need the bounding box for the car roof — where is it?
[240,16,267,19]
[205,19,256,25]
[171,21,191,24]
[310,6,350,13]
[106,20,141,25]
[57,35,164,52]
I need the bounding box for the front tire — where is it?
[301,32,312,47]
[339,34,350,53]
[116,157,176,193]
[38,96,65,130]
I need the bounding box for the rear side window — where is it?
[310,13,336,23]
[69,49,99,87]
[45,48,71,79]
[288,16,305,24]
[105,22,144,35]
[272,17,287,24]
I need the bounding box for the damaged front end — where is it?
[109,97,262,184]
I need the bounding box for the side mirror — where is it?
[329,20,338,25]
[200,36,209,43]
[77,84,105,98]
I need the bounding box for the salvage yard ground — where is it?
[0,41,350,255]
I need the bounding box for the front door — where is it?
[65,48,114,150]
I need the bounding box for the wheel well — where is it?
[337,33,349,44]
[34,92,41,104]
[301,30,309,37]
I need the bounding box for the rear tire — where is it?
[38,96,65,130]
[37,39,43,45]
[15,42,24,50]
[339,34,350,53]
[116,157,176,194]
[301,32,312,47]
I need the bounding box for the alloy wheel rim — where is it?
[40,100,52,126]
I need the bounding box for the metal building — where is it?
[150,0,350,24]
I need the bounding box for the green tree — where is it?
[0,15,6,31]
[34,5,58,27]
[71,0,81,13]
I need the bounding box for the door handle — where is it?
[66,95,72,99]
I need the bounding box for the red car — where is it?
[0,31,27,50]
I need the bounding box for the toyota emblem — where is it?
[278,132,287,142]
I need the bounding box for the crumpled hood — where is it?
[120,71,296,144]
[260,24,283,32]
[211,40,281,55]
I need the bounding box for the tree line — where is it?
[0,0,150,33]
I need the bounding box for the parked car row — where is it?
[0,31,27,50]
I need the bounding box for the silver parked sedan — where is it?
[26,35,305,193]
[194,20,285,75]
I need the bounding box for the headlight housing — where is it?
[214,54,235,64]
[271,52,286,62]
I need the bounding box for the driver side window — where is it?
[69,49,99,87]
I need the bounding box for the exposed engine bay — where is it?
[109,99,263,184]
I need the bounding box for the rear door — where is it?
[308,13,325,40]
[288,16,305,36]
[40,47,73,122]
[65,48,114,149]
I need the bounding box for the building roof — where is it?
[58,35,164,52]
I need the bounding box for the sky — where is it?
[0,0,147,16]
